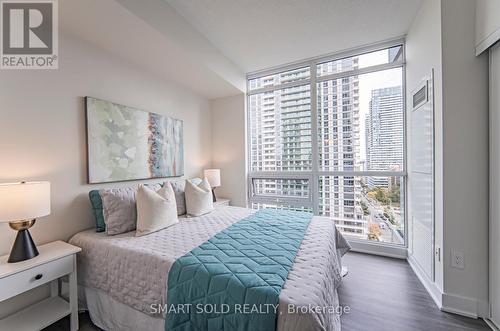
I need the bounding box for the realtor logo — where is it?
[1,0,58,69]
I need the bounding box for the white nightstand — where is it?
[214,198,230,207]
[0,241,81,331]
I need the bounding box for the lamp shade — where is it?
[204,169,221,188]
[0,182,50,222]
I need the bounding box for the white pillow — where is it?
[185,178,214,216]
[169,178,203,215]
[135,183,178,237]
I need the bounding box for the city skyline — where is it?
[247,46,404,243]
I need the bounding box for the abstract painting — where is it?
[86,97,184,183]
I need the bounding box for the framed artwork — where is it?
[85,97,184,183]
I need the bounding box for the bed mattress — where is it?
[69,206,350,331]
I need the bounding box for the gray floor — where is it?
[44,252,490,331]
[41,312,99,331]
[339,252,490,331]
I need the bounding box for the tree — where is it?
[374,188,390,204]
[360,201,370,216]
[368,222,382,240]
[389,186,400,204]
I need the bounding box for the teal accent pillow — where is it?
[89,190,106,232]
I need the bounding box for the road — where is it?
[361,193,404,245]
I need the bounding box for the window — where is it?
[249,84,312,172]
[247,41,406,246]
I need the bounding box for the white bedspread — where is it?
[69,206,350,331]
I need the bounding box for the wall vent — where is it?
[412,82,428,109]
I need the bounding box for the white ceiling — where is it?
[166,0,423,73]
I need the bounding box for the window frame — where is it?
[246,38,407,249]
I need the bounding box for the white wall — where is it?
[407,0,490,318]
[0,32,212,316]
[475,0,500,55]
[440,0,489,317]
[406,0,444,296]
[210,94,247,207]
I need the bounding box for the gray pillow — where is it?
[169,178,202,215]
[100,187,138,235]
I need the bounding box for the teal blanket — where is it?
[165,209,313,331]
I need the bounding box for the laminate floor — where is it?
[43,252,491,331]
[339,252,490,331]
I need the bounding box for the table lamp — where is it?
[0,181,50,263]
[203,169,221,202]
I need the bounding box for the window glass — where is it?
[247,44,405,245]
[317,68,404,172]
[252,178,309,198]
[317,45,402,77]
[249,84,312,171]
[318,176,405,244]
[251,203,313,213]
[248,67,310,91]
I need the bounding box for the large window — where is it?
[247,41,406,246]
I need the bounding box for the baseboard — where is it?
[480,300,492,319]
[407,255,443,308]
[408,255,490,319]
[441,293,489,319]
[441,293,478,318]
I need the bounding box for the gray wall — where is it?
[441,0,489,317]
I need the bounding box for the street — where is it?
[361,192,404,245]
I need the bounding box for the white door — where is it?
[489,42,500,327]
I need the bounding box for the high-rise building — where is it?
[365,86,404,188]
[249,68,311,199]
[317,58,365,239]
[247,45,405,244]
[249,60,378,239]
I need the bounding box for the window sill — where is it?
[347,239,407,259]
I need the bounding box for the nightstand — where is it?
[0,241,81,331]
[214,198,230,207]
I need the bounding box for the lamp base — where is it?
[8,220,39,263]
[212,188,217,202]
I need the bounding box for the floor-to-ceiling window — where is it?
[247,40,406,247]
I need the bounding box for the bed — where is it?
[69,205,350,331]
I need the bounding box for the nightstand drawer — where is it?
[0,255,73,301]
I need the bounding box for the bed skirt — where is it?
[80,286,165,331]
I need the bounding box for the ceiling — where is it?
[60,0,245,99]
[60,0,422,99]
[166,0,423,73]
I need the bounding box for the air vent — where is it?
[412,83,428,109]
